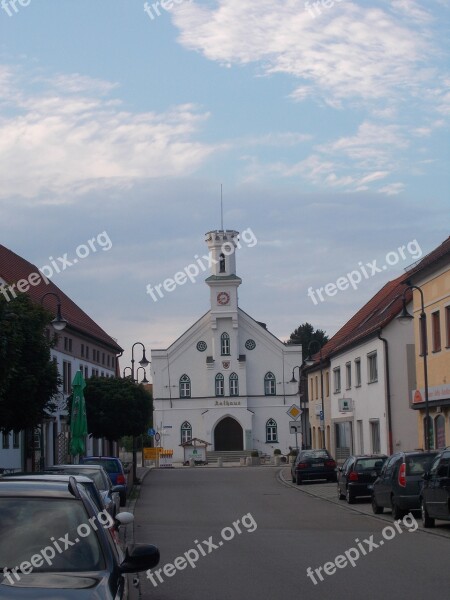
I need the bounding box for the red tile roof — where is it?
[0,244,122,352]
[403,235,450,280]
[308,273,412,365]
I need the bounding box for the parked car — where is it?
[0,478,159,599]
[291,449,337,484]
[337,454,387,504]
[420,448,450,527]
[81,457,128,506]
[371,450,439,518]
[46,464,120,516]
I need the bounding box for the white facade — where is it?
[152,230,302,462]
[330,302,417,459]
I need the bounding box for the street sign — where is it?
[286,404,302,420]
[147,428,155,436]
[289,421,302,434]
[154,432,161,443]
[143,447,163,460]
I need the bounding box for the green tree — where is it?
[0,293,60,432]
[80,377,152,442]
[287,322,328,357]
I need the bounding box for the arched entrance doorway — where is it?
[214,417,243,451]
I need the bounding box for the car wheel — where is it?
[391,497,404,520]
[292,473,296,484]
[371,495,383,514]
[296,477,302,485]
[421,500,435,528]
[337,485,345,500]
[346,487,355,504]
[328,474,337,483]
[119,492,127,507]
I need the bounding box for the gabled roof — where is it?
[0,244,122,352]
[403,235,450,280]
[307,273,412,366]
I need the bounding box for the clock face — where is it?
[217,291,230,306]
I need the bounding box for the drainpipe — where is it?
[378,329,393,455]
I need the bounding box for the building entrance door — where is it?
[214,417,244,451]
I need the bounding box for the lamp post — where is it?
[397,285,430,450]
[125,342,150,483]
[305,340,326,450]
[290,365,304,452]
[39,292,67,471]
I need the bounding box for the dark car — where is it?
[291,449,337,484]
[81,457,128,506]
[0,478,159,599]
[420,448,450,527]
[46,464,121,516]
[337,454,387,504]
[371,450,439,519]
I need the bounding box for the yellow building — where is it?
[405,236,450,449]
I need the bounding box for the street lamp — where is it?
[136,367,149,384]
[397,284,430,450]
[38,292,67,471]
[40,292,68,331]
[305,340,326,450]
[125,342,150,483]
[290,365,303,452]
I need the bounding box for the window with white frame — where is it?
[333,367,341,393]
[264,372,276,396]
[266,419,278,443]
[345,362,351,389]
[221,332,230,356]
[215,373,224,396]
[370,420,380,453]
[367,352,378,383]
[229,372,239,396]
[179,374,191,398]
[181,421,192,444]
[355,358,361,387]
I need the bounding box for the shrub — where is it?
[250,450,259,457]
[273,448,282,455]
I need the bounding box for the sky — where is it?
[1,0,449,374]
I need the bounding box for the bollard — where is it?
[217,457,223,467]
[240,457,246,466]
[189,458,195,467]
[246,456,252,466]
[273,455,281,466]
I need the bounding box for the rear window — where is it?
[300,450,330,460]
[54,468,106,491]
[405,454,437,475]
[84,459,120,474]
[355,458,386,471]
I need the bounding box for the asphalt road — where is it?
[134,467,450,600]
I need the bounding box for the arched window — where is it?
[264,372,276,396]
[435,414,446,448]
[181,421,192,444]
[179,374,191,398]
[229,372,239,396]
[219,253,226,273]
[266,419,278,443]
[215,373,224,396]
[221,332,230,356]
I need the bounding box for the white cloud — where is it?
[0,67,215,199]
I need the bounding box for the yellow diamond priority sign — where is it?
[286,404,302,420]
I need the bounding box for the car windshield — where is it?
[406,454,437,475]
[0,498,105,572]
[84,459,120,474]
[55,469,106,491]
[355,458,386,471]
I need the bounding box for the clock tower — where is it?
[205,230,242,330]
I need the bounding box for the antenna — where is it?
[220,183,224,231]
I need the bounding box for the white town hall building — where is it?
[151,230,302,462]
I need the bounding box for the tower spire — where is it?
[220,183,224,231]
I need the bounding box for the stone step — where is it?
[206,451,252,463]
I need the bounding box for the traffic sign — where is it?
[289,421,302,434]
[154,432,161,443]
[147,428,156,436]
[286,404,302,420]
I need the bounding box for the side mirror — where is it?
[111,485,122,493]
[120,544,160,573]
[115,511,134,526]
[338,467,343,472]
[422,471,431,481]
